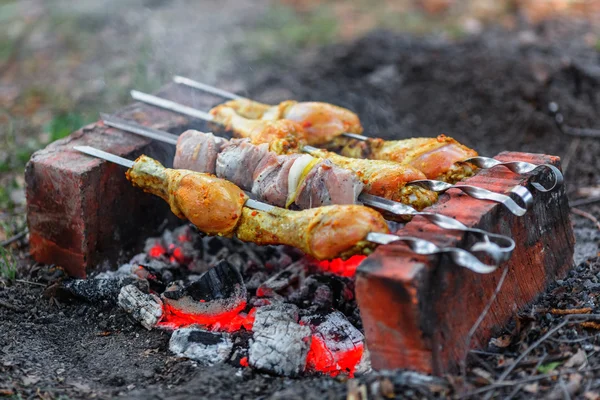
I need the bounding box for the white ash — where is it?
[169,328,233,366]
[302,311,364,354]
[301,311,365,375]
[118,285,163,330]
[249,303,311,377]
[355,345,372,376]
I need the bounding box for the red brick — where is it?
[25,85,193,277]
[355,152,574,375]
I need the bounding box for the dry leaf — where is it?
[584,391,600,400]
[523,382,539,394]
[564,349,587,369]
[471,367,493,383]
[490,334,512,348]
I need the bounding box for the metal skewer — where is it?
[127,90,534,216]
[405,180,532,217]
[464,157,563,193]
[73,145,501,274]
[172,77,563,193]
[101,114,515,263]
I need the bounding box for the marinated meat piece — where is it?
[212,98,363,145]
[327,134,478,183]
[295,159,363,209]
[173,130,227,174]
[306,148,437,210]
[125,155,389,259]
[210,106,308,146]
[216,138,270,189]
[252,152,302,207]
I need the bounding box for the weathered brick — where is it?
[355,152,574,375]
[25,85,196,277]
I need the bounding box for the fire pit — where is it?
[25,82,574,377]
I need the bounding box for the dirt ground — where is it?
[2,1,600,399]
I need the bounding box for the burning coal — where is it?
[52,224,370,377]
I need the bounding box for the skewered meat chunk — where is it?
[125,155,389,259]
[210,106,308,148]
[210,100,478,183]
[210,98,363,145]
[174,131,228,174]
[305,148,437,208]
[174,130,364,209]
[199,111,439,210]
[325,135,478,182]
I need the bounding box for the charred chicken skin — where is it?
[210,100,478,183]
[126,155,389,259]
[210,98,362,146]
[174,129,437,211]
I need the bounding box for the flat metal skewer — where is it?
[131,90,214,122]
[73,145,501,274]
[101,114,515,263]
[173,77,563,193]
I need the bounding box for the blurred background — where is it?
[1,0,600,249]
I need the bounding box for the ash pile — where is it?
[49,224,370,377]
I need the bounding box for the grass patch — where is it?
[0,246,17,280]
[243,4,338,61]
[47,111,95,142]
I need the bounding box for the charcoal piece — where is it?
[118,285,164,330]
[244,272,268,292]
[355,345,372,376]
[302,311,365,375]
[161,260,247,317]
[129,253,171,272]
[249,303,311,377]
[290,274,355,311]
[256,264,303,298]
[169,328,233,366]
[52,276,141,305]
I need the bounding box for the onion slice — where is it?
[286,154,319,208]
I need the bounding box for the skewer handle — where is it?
[366,233,498,274]
[465,156,563,193]
[407,180,533,216]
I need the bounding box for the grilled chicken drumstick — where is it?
[172,78,563,191]
[209,100,477,182]
[210,98,362,146]
[208,108,437,208]
[74,146,506,273]
[98,115,517,262]
[131,90,528,216]
[111,152,388,259]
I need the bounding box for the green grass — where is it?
[0,245,17,280]
[243,4,338,61]
[47,111,95,142]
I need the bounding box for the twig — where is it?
[462,365,600,397]
[570,196,600,208]
[460,266,509,379]
[564,126,600,138]
[482,319,571,399]
[561,138,580,175]
[0,228,28,247]
[14,279,45,287]
[571,208,600,231]
[0,299,23,313]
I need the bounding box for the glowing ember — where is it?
[157,301,249,331]
[316,255,366,277]
[239,357,249,367]
[305,334,364,377]
[148,244,167,258]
